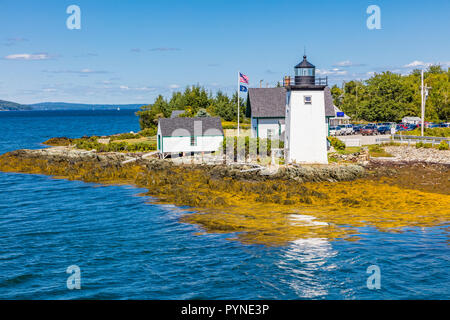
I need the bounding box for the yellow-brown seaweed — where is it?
[0,150,449,246]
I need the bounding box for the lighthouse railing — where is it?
[282,76,328,87]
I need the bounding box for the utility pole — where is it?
[420,70,432,137]
[259,80,264,88]
[421,70,424,136]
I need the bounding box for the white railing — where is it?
[392,134,450,146]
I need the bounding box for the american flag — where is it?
[239,72,249,84]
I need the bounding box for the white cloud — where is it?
[169,84,180,89]
[403,60,450,69]
[333,60,366,68]
[316,68,348,76]
[403,60,432,68]
[119,85,155,91]
[43,69,108,74]
[335,60,353,67]
[4,53,51,60]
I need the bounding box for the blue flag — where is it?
[240,85,248,92]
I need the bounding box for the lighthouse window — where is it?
[304,96,312,105]
[190,136,197,146]
[295,68,315,77]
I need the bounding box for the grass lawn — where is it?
[337,147,362,155]
[406,127,450,137]
[113,137,155,144]
[368,145,393,158]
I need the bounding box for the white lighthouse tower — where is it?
[284,55,328,164]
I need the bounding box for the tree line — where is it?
[137,66,449,132]
[330,66,449,122]
[136,85,245,130]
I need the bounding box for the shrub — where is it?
[221,121,250,130]
[408,127,450,138]
[43,137,72,146]
[327,136,345,151]
[110,132,139,141]
[221,136,283,157]
[139,128,157,137]
[437,141,449,150]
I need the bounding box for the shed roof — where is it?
[158,117,224,137]
[247,87,286,118]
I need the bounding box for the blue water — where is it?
[0,110,448,299]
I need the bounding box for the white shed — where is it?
[157,117,224,156]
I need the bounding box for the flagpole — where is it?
[237,71,240,137]
[421,70,424,137]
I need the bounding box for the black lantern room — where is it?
[294,55,315,85]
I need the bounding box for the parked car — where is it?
[353,125,362,134]
[361,125,378,135]
[329,126,339,136]
[395,124,406,132]
[428,123,441,128]
[377,126,391,134]
[342,124,354,135]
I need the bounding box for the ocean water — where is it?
[0,110,448,300]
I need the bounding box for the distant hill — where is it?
[0,99,147,111]
[29,102,146,111]
[0,100,32,111]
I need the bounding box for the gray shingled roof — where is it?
[170,110,185,118]
[158,117,224,137]
[247,86,335,118]
[247,87,286,118]
[324,87,336,117]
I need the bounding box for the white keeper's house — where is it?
[247,55,334,164]
[157,117,224,157]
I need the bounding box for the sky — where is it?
[1,0,449,105]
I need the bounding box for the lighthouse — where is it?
[284,55,328,164]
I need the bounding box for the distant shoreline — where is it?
[0,108,141,112]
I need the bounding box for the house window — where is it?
[304,95,312,105]
[190,136,197,146]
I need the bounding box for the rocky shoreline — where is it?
[3,146,365,183]
[382,145,450,164]
[1,146,448,246]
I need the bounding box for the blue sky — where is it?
[1,0,449,104]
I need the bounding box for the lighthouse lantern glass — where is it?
[295,67,315,77]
